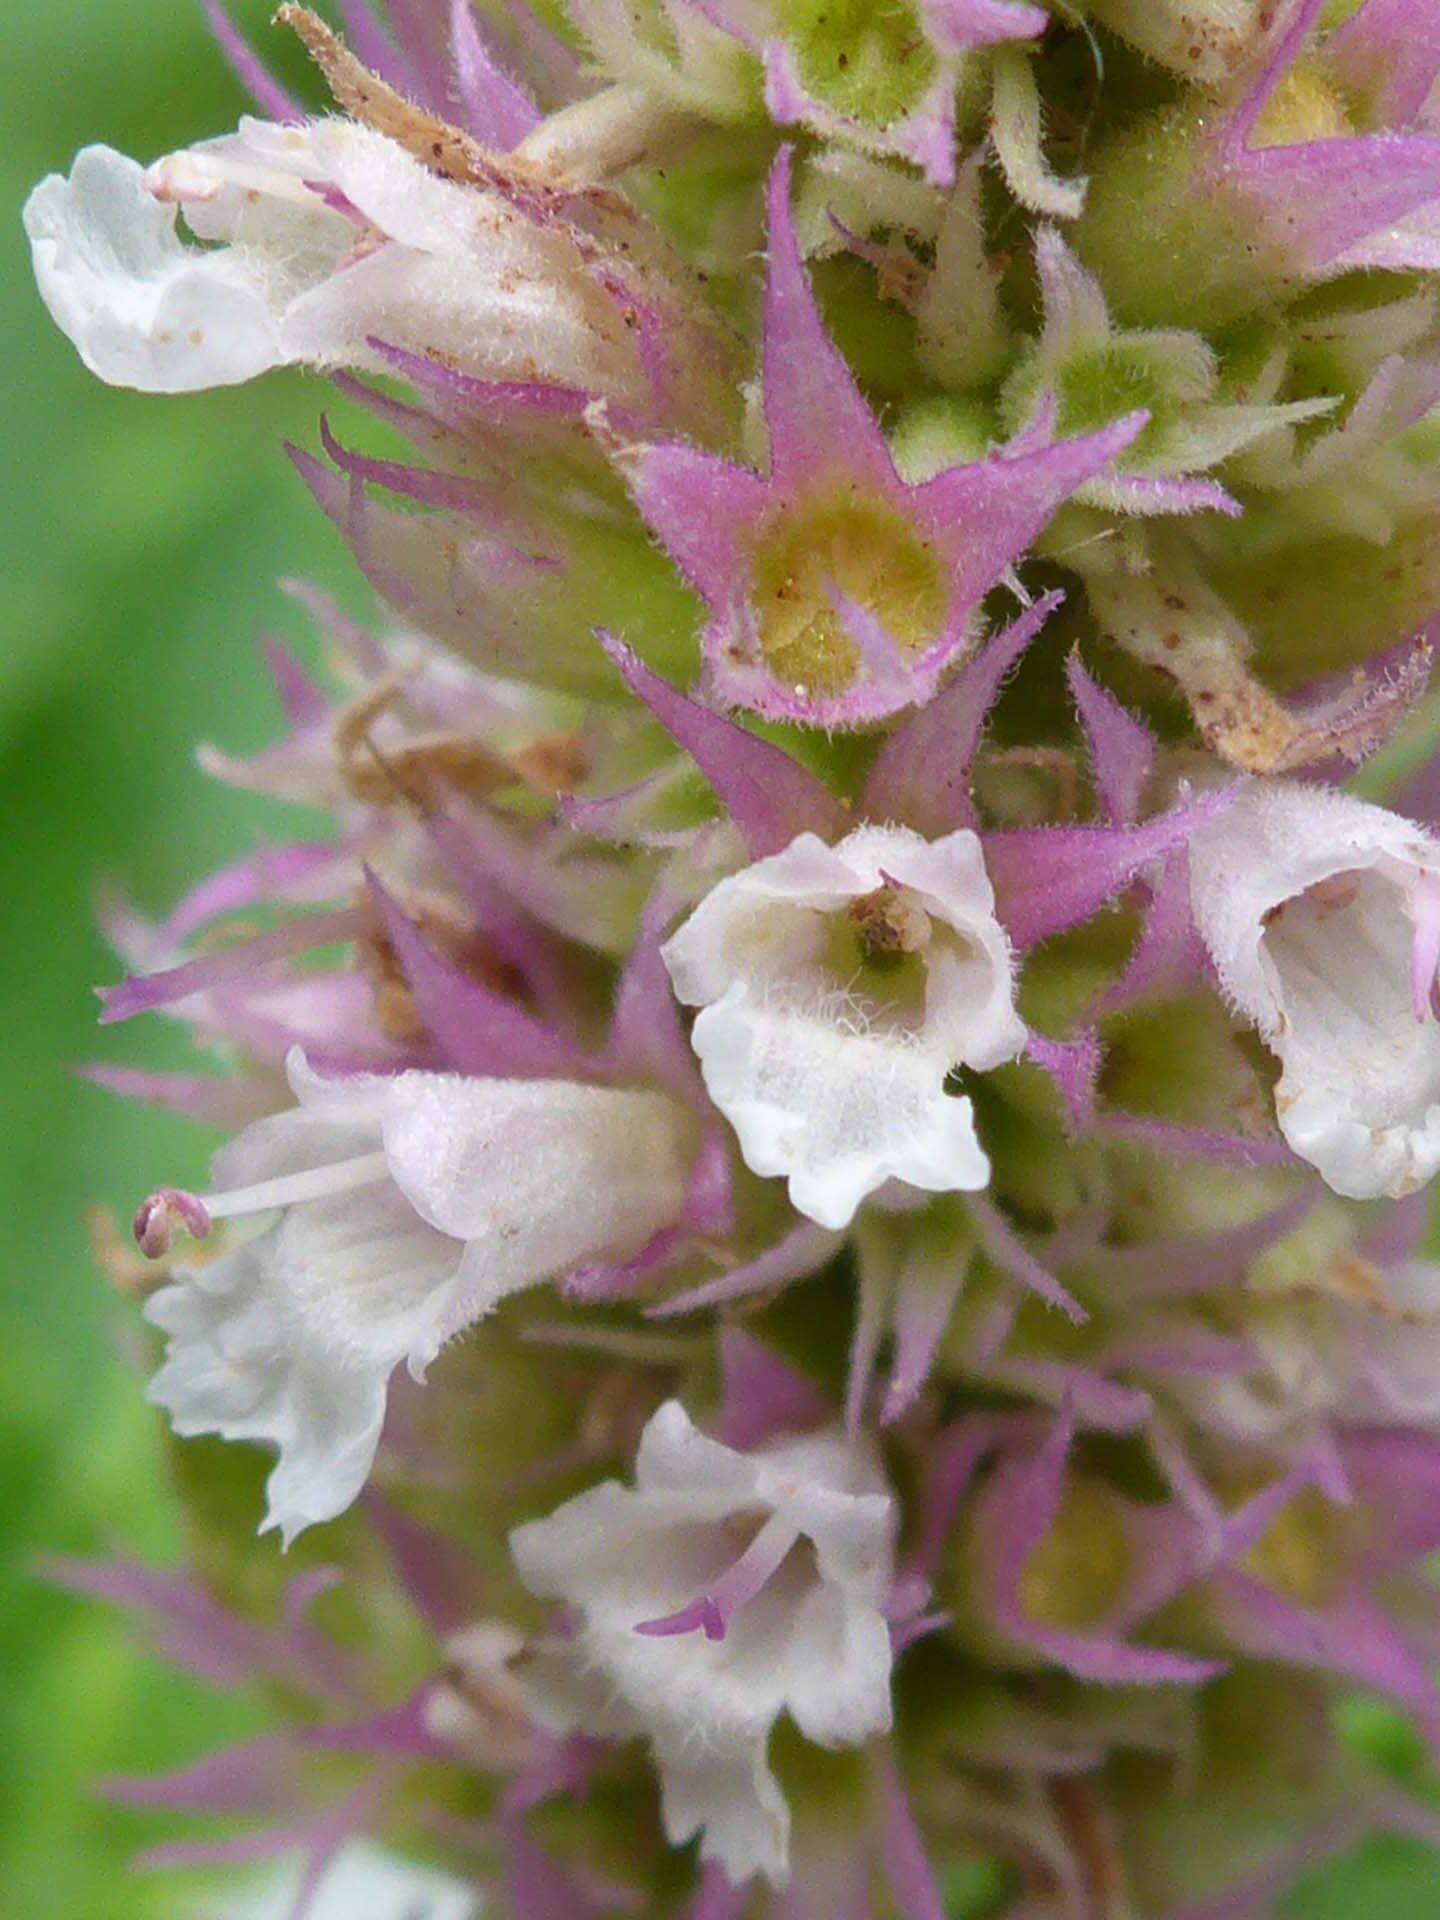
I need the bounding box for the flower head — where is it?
[31,0,1440,1911]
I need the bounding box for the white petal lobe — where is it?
[24,146,289,392]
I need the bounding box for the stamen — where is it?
[133,1188,213,1259]
[636,1595,727,1642]
[200,1150,392,1222]
[1411,875,1440,1023]
[849,881,931,958]
[132,1149,391,1260]
[144,151,325,212]
[635,1510,800,1643]
[145,155,224,203]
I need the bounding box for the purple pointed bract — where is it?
[1331,0,1440,129]
[200,0,305,123]
[596,630,846,854]
[1066,651,1156,825]
[448,0,543,147]
[365,870,591,1079]
[862,589,1065,833]
[974,1407,1225,1686]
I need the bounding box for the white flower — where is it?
[143,1051,691,1543]
[23,118,643,395]
[1189,780,1440,1200]
[509,1399,896,1885]
[661,825,1027,1230]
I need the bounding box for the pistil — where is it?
[635,1510,801,1642]
[133,1149,391,1259]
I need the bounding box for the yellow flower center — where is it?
[1251,66,1354,149]
[747,493,949,699]
[1238,1485,1344,1610]
[1018,1475,1133,1631]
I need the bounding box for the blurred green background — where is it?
[4,3,1440,1916]
[3,4,357,1913]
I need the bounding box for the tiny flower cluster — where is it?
[26,1,1440,1914]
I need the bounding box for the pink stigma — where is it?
[636,1596,729,1641]
[134,1187,214,1260]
